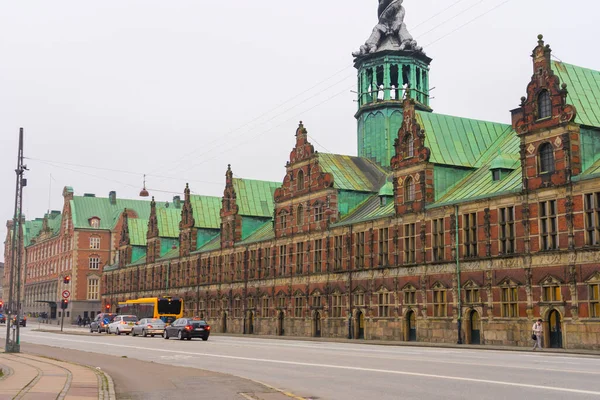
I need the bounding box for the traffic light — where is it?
[61,299,69,309]
[63,275,71,284]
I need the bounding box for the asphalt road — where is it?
[3,326,600,400]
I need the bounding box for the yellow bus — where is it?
[117,297,183,324]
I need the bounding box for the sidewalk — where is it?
[0,351,115,400]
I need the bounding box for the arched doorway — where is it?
[221,312,227,333]
[246,311,254,335]
[469,310,481,345]
[354,310,365,339]
[407,310,416,341]
[314,311,321,337]
[277,311,285,336]
[548,310,563,348]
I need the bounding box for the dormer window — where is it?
[404,177,415,202]
[297,170,305,191]
[538,142,555,174]
[89,217,100,229]
[538,90,552,119]
[404,134,414,158]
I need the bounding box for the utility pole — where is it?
[5,128,27,353]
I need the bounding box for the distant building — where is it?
[0,261,4,305]
[3,189,170,323]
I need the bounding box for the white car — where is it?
[108,315,138,335]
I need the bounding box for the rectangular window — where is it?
[277,296,286,310]
[87,278,99,300]
[404,289,416,305]
[463,213,478,257]
[590,284,600,318]
[378,292,390,317]
[279,245,287,276]
[331,294,343,318]
[378,228,389,266]
[249,250,257,279]
[247,297,254,310]
[264,248,271,277]
[356,232,365,269]
[432,218,445,261]
[465,287,480,304]
[433,289,447,317]
[499,207,515,254]
[89,256,100,270]
[501,287,518,317]
[314,205,323,222]
[584,193,600,246]
[314,239,322,273]
[539,200,558,250]
[404,223,416,263]
[312,295,322,308]
[354,292,365,307]
[89,237,100,249]
[261,297,270,317]
[234,298,241,318]
[334,235,343,271]
[296,242,304,275]
[235,253,243,280]
[294,296,304,318]
[543,285,562,302]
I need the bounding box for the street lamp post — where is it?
[5,128,27,353]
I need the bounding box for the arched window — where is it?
[538,90,552,119]
[297,170,305,191]
[539,143,555,174]
[405,177,415,202]
[404,134,414,158]
[296,204,304,226]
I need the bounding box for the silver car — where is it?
[108,315,138,335]
[131,318,165,337]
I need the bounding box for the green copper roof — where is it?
[190,195,221,229]
[378,179,394,196]
[197,235,221,253]
[232,178,279,218]
[553,61,600,128]
[70,194,159,230]
[156,208,181,238]
[23,219,44,247]
[435,133,522,205]
[317,153,388,192]
[490,154,520,170]
[238,221,274,245]
[334,195,395,227]
[128,218,148,246]
[580,157,600,177]
[417,112,512,168]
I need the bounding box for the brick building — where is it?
[2,188,170,324]
[101,32,600,350]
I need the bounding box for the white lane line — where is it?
[18,335,600,396]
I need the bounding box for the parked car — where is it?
[10,316,26,327]
[132,318,166,337]
[108,315,138,335]
[0,313,6,323]
[90,313,117,333]
[163,318,210,341]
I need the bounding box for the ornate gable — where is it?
[179,183,197,257]
[513,35,576,136]
[146,197,160,263]
[539,274,563,286]
[274,122,337,238]
[118,209,132,268]
[221,165,241,249]
[391,96,434,215]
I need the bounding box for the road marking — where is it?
[16,335,600,396]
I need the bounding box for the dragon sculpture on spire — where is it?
[353,0,423,57]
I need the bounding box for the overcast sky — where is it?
[1,0,598,261]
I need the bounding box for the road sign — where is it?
[62,290,71,299]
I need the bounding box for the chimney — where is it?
[109,191,117,205]
[173,196,181,209]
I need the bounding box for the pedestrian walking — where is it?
[532,318,543,350]
[77,315,82,327]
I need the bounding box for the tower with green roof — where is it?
[353,1,432,168]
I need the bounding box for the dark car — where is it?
[163,318,210,341]
[90,313,117,333]
[10,316,26,327]
[0,314,6,323]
